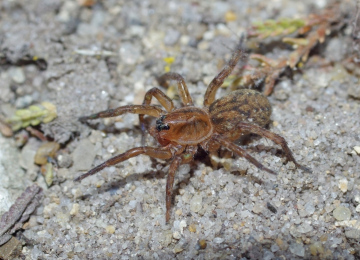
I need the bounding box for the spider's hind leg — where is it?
[237,122,312,173]
[213,134,277,175]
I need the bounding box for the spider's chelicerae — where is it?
[75,38,310,222]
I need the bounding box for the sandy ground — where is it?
[1,0,360,259]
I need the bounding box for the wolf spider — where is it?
[75,38,310,222]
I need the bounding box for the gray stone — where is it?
[72,139,96,172]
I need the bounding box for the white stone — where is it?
[190,194,202,213]
[338,179,348,193]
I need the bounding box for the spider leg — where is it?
[139,88,175,145]
[213,134,277,175]
[79,104,165,122]
[141,87,175,111]
[237,122,312,172]
[166,156,181,223]
[165,146,197,223]
[157,72,193,106]
[74,146,172,181]
[204,36,246,107]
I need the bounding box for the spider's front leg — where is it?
[79,104,165,122]
[157,72,193,106]
[74,146,173,181]
[166,157,181,223]
[237,122,312,172]
[165,146,197,223]
[139,88,174,144]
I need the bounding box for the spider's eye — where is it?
[162,125,170,130]
[156,115,170,131]
[156,124,170,131]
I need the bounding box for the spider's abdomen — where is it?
[157,107,213,145]
[209,89,271,137]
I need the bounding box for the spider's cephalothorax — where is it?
[76,38,311,223]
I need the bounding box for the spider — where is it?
[75,38,311,223]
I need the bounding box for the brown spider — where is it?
[75,38,310,222]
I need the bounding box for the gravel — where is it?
[0,0,359,259]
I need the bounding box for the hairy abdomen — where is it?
[209,89,271,139]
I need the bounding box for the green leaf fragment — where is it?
[251,18,306,39]
[7,102,57,131]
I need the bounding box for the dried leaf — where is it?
[240,3,345,95]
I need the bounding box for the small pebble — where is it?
[57,154,73,168]
[304,202,315,215]
[72,139,96,171]
[189,224,196,233]
[105,225,115,234]
[309,242,324,256]
[348,248,356,255]
[119,42,140,65]
[175,209,182,216]
[129,200,137,209]
[71,188,83,199]
[15,95,33,108]
[173,246,183,254]
[190,194,202,213]
[355,204,360,212]
[95,180,104,188]
[354,195,360,203]
[224,10,236,22]
[20,139,39,170]
[197,240,207,250]
[276,238,285,250]
[297,222,313,233]
[70,203,80,216]
[252,203,264,214]
[345,229,360,239]
[0,119,13,137]
[164,29,181,46]
[161,230,173,246]
[338,179,348,193]
[9,67,25,84]
[333,206,351,221]
[353,146,360,155]
[263,250,275,260]
[289,243,305,257]
[213,237,224,244]
[173,231,181,239]
[179,220,187,234]
[266,202,277,213]
[271,244,279,252]
[173,231,181,240]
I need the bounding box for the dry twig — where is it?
[237,3,345,96]
[0,184,43,245]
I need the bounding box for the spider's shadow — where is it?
[78,159,198,214]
